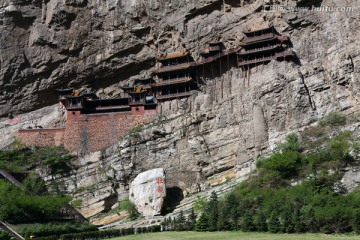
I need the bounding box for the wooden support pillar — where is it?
[227,54,230,72]
[221,77,223,99]
[196,69,199,85]
[211,63,214,79]
[228,54,232,95]
[203,66,205,83]
[220,58,222,76]
[189,97,192,112]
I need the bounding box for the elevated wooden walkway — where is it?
[0,221,25,240]
[238,51,295,67]
[198,48,240,66]
[153,62,195,74]
[0,170,22,188]
[152,77,193,87]
[156,92,192,101]
[64,204,88,223]
[0,170,88,223]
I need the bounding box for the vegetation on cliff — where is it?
[195,132,359,234]
[0,145,74,173]
[0,179,70,222]
[163,113,360,234]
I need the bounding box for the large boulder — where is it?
[129,168,166,218]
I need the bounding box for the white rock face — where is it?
[129,168,166,218]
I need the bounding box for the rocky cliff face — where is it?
[1,0,360,225]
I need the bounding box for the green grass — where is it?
[108,231,360,240]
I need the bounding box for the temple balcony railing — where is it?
[208,45,222,52]
[239,44,281,55]
[238,50,294,66]
[129,100,146,106]
[66,104,83,110]
[95,105,130,110]
[152,77,193,87]
[156,92,192,100]
[153,62,195,74]
[242,33,276,44]
[277,36,290,42]
[198,48,240,65]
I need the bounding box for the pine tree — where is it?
[218,207,231,231]
[352,210,360,234]
[241,211,255,232]
[226,192,240,230]
[292,205,306,233]
[307,207,318,233]
[195,213,209,231]
[255,211,267,232]
[161,217,168,231]
[268,211,281,233]
[187,208,197,231]
[281,205,294,233]
[176,210,186,231]
[207,191,219,231]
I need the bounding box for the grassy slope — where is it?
[109,232,360,240]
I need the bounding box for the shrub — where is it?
[31,146,74,174]
[319,112,346,127]
[0,180,70,222]
[0,230,11,240]
[259,151,301,179]
[118,199,139,220]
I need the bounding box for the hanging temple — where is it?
[17,25,296,153]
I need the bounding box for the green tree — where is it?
[281,205,294,233]
[226,193,240,230]
[187,208,197,231]
[218,207,231,231]
[352,210,360,234]
[241,211,255,232]
[292,205,306,233]
[268,211,281,233]
[207,192,219,231]
[255,211,267,232]
[195,213,209,231]
[175,210,186,231]
[307,207,318,233]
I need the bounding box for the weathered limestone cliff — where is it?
[1,0,360,225]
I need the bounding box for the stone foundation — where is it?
[17,110,156,153]
[17,128,65,148]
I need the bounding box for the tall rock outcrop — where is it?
[129,168,166,218]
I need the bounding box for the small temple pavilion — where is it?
[152,52,197,101]
[237,25,295,67]
[121,78,157,115]
[200,42,225,59]
[57,88,131,114]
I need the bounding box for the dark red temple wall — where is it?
[17,129,65,148]
[63,111,155,153]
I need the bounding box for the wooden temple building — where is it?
[18,25,296,153]
[237,25,295,68]
[57,88,131,114]
[56,25,294,115]
[152,52,197,101]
